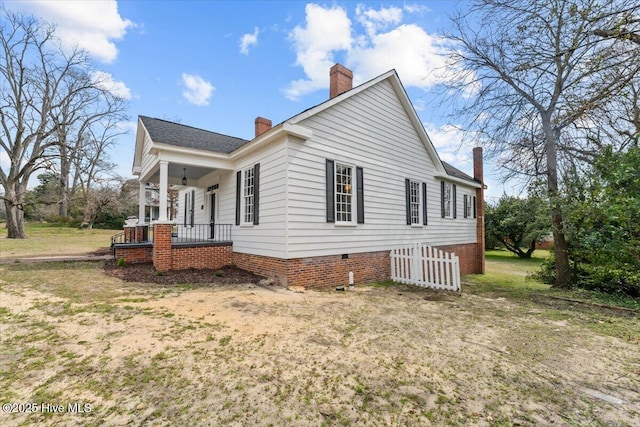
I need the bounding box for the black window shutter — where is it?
[326,159,335,223]
[190,190,195,226]
[235,170,241,226]
[422,182,428,225]
[356,166,364,224]
[440,181,445,218]
[453,184,457,218]
[253,163,260,225]
[463,195,468,218]
[473,196,477,219]
[184,193,187,226]
[405,179,411,225]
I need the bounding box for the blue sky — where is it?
[5,0,516,200]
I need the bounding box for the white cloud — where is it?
[181,73,215,106]
[423,122,474,168]
[285,3,352,100]
[403,3,431,14]
[91,71,132,100]
[349,24,452,90]
[9,0,134,63]
[239,27,259,55]
[355,4,402,38]
[285,4,466,100]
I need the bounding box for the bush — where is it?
[533,253,640,298]
[117,258,125,267]
[575,265,640,298]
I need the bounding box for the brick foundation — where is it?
[436,242,482,275]
[171,244,232,270]
[233,251,390,289]
[234,244,480,289]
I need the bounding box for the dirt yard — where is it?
[0,261,638,426]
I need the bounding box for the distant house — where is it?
[122,179,177,222]
[122,64,485,288]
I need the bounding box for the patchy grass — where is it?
[0,260,638,426]
[0,222,114,258]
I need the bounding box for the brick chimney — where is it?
[473,147,485,274]
[330,63,353,99]
[255,117,272,137]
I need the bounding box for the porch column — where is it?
[158,160,169,222]
[138,181,146,223]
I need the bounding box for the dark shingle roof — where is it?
[140,116,249,154]
[442,161,476,183]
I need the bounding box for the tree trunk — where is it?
[543,120,572,287]
[3,184,26,239]
[58,154,69,218]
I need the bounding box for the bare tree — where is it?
[443,0,640,287]
[50,71,128,218]
[0,9,126,237]
[83,178,128,229]
[74,115,128,226]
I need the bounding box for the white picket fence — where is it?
[390,243,461,291]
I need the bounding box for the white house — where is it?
[126,64,485,288]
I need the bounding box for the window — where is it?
[409,180,421,225]
[464,195,476,218]
[441,182,456,219]
[235,164,260,226]
[335,163,354,223]
[243,167,255,224]
[326,160,364,224]
[183,190,195,227]
[406,179,428,226]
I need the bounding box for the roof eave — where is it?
[434,174,482,188]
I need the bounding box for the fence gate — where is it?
[390,243,461,291]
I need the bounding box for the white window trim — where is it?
[334,161,357,226]
[464,194,474,219]
[443,182,453,219]
[241,166,255,226]
[409,179,423,227]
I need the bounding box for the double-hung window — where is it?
[441,181,456,219]
[409,180,421,225]
[326,159,364,225]
[463,194,476,219]
[235,164,260,226]
[335,162,354,224]
[243,167,255,224]
[405,179,428,226]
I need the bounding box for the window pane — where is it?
[243,167,254,223]
[335,163,353,223]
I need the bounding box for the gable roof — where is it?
[139,116,249,154]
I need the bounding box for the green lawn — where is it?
[466,249,640,311]
[0,222,116,258]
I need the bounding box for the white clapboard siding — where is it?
[390,243,460,292]
[285,78,477,258]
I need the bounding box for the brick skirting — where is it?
[234,243,480,289]
[171,243,232,270]
[436,242,482,275]
[233,250,390,289]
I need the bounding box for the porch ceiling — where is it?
[146,163,215,185]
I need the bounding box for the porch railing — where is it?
[111,223,232,246]
[173,223,232,243]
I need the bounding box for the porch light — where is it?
[182,168,187,186]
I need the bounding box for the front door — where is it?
[209,192,216,239]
